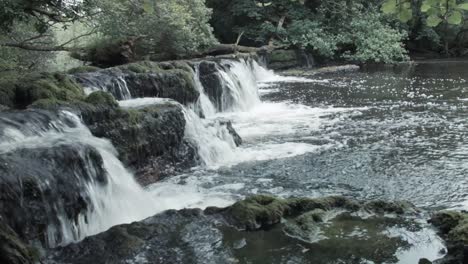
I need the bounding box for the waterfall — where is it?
[215,59,262,112]
[0,110,159,247]
[119,98,238,168]
[74,71,132,100]
[191,64,217,117]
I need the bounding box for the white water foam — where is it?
[0,111,166,247]
[192,64,217,117]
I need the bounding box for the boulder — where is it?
[0,219,37,264]
[72,61,199,105]
[80,102,198,185]
[48,195,442,264]
[0,138,107,246]
[430,211,468,264]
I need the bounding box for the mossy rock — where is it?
[430,211,468,264]
[430,211,466,234]
[0,74,20,108]
[85,91,118,107]
[67,66,101,74]
[15,72,85,108]
[122,61,162,73]
[269,50,297,62]
[449,218,468,244]
[364,200,415,215]
[226,195,291,230]
[29,98,96,113]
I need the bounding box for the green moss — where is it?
[67,66,101,74]
[364,200,414,215]
[121,61,191,74]
[430,211,466,234]
[227,196,362,230]
[85,91,118,107]
[287,196,360,214]
[125,109,143,125]
[268,50,297,62]
[15,72,85,108]
[227,195,290,230]
[123,61,162,73]
[449,218,468,244]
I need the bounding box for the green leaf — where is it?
[458,3,468,10]
[421,2,431,12]
[142,0,153,14]
[426,15,442,27]
[382,0,397,14]
[398,8,413,22]
[447,11,462,24]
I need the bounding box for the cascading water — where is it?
[0,110,160,247]
[118,98,238,167]
[74,71,132,100]
[191,64,217,117]
[215,59,262,112]
[26,58,337,245]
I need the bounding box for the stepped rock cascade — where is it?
[118,98,238,167]
[73,71,132,100]
[0,109,161,248]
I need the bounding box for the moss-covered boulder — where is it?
[211,195,408,231]
[430,211,468,263]
[67,66,101,74]
[48,196,443,264]
[0,72,85,109]
[16,73,85,108]
[85,91,118,107]
[72,61,200,105]
[266,49,300,70]
[80,102,197,185]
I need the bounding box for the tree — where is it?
[0,0,98,52]
[382,0,468,55]
[93,0,217,61]
[209,0,408,63]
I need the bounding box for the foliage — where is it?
[0,0,97,33]
[208,0,408,63]
[382,0,468,54]
[341,12,409,63]
[284,20,338,58]
[95,0,217,60]
[0,22,56,72]
[382,0,468,26]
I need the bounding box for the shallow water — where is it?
[149,60,468,211]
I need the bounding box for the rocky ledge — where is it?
[280,64,361,77]
[42,195,465,264]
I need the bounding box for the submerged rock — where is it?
[48,195,445,264]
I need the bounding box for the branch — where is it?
[1,29,97,52]
[0,43,72,52]
[56,29,97,48]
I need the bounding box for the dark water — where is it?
[152,61,468,212]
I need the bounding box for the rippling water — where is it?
[149,60,468,212]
